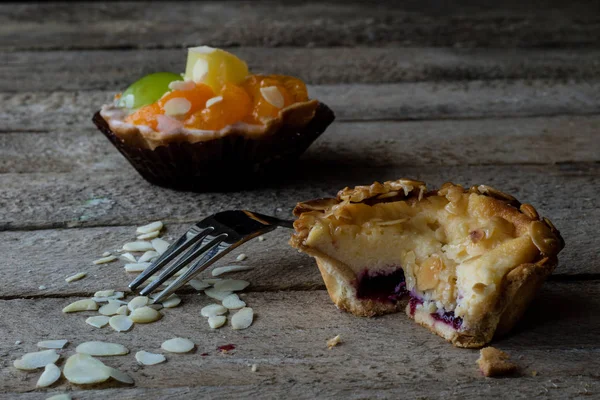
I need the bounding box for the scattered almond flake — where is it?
[15,340,22,345]
[37,339,68,349]
[204,288,234,301]
[208,315,227,329]
[138,250,159,263]
[201,303,228,317]
[102,251,111,257]
[169,80,195,91]
[94,289,115,298]
[161,338,194,353]
[47,394,71,400]
[62,299,98,313]
[164,97,192,116]
[99,300,123,316]
[236,253,247,261]
[260,86,284,108]
[120,253,137,263]
[107,366,134,384]
[193,58,209,82]
[231,307,254,330]
[258,236,265,242]
[93,255,118,264]
[122,241,154,252]
[76,341,129,356]
[63,353,110,384]
[65,272,86,283]
[327,335,342,349]
[128,296,149,312]
[92,297,127,304]
[222,293,246,309]
[86,315,110,328]
[136,221,164,234]
[39,285,47,290]
[211,265,254,277]
[116,305,129,315]
[135,351,166,366]
[13,349,60,370]
[206,95,223,108]
[109,315,133,332]
[151,238,170,255]
[189,279,211,291]
[162,294,181,308]
[251,364,258,372]
[36,363,61,388]
[137,231,160,240]
[214,279,250,292]
[203,278,222,285]
[125,262,151,273]
[130,306,162,323]
[148,303,164,310]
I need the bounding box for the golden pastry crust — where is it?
[290,179,564,348]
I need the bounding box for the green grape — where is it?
[118,72,183,109]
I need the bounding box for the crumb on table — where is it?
[327,335,342,349]
[477,346,518,377]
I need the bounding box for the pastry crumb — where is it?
[477,347,518,377]
[327,335,342,349]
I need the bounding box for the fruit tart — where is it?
[290,179,564,348]
[93,46,335,191]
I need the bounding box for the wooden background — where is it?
[1,1,599,398]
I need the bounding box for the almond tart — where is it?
[93,46,334,191]
[290,179,564,348]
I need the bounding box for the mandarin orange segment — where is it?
[124,103,162,130]
[185,83,252,130]
[158,83,215,117]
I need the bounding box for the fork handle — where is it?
[242,210,294,229]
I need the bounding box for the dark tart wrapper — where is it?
[92,102,335,192]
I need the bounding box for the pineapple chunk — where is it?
[184,46,249,92]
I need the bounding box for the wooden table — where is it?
[1,1,599,398]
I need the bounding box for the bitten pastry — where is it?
[93,46,334,191]
[290,179,564,348]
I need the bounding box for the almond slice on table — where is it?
[135,351,166,366]
[14,349,60,370]
[204,288,233,301]
[236,253,247,261]
[37,339,68,349]
[94,289,115,298]
[116,305,129,315]
[137,231,160,240]
[222,294,246,309]
[161,338,195,353]
[86,316,110,328]
[231,307,254,330]
[130,306,162,323]
[63,353,111,384]
[203,278,222,284]
[125,262,151,273]
[201,303,228,317]
[92,291,125,302]
[109,315,133,332]
[138,250,159,263]
[62,299,98,313]
[65,272,86,283]
[162,294,181,308]
[107,367,134,384]
[93,255,118,264]
[211,265,254,277]
[151,238,170,255]
[76,341,129,356]
[128,296,149,311]
[122,241,155,252]
[208,315,227,329]
[36,363,61,388]
[99,300,123,316]
[136,221,163,234]
[188,279,210,291]
[120,253,137,263]
[214,279,250,292]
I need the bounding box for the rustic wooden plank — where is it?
[1,1,599,50]
[4,47,600,92]
[2,81,600,133]
[1,283,599,396]
[1,115,597,174]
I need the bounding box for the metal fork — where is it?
[129,210,294,303]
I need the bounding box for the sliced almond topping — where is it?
[162,294,181,308]
[122,241,154,252]
[107,366,134,384]
[63,353,110,384]
[169,80,196,91]
[189,45,216,54]
[327,335,342,349]
[76,341,129,356]
[214,279,250,292]
[128,296,149,311]
[109,315,133,332]
[92,255,117,265]
[189,279,211,291]
[123,94,135,109]
[260,86,284,108]
[204,288,233,301]
[231,307,254,330]
[138,250,159,263]
[13,349,60,370]
[135,351,166,366]
[99,300,123,316]
[236,253,247,261]
[120,253,137,263]
[37,339,68,349]
[193,59,209,82]
[164,97,192,116]
[206,95,223,108]
[130,306,162,323]
[222,293,246,309]
[116,305,129,315]
[201,303,228,317]
[86,316,110,328]
[211,265,254,277]
[36,363,61,388]
[136,221,164,234]
[137,231,160,240]
[161,338,195,353]
[124,262,151,273]
[62,299,98,313]
[94,289,115,298]
[151,238,170,255]
[208,315,227,329]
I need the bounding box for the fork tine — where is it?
[150,239,233,303]
[139,234,227,296]
[129,225,214,291]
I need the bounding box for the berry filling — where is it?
[409,294,462,330]
[355,268,407,302]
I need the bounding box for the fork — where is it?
[129,210,294,303]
